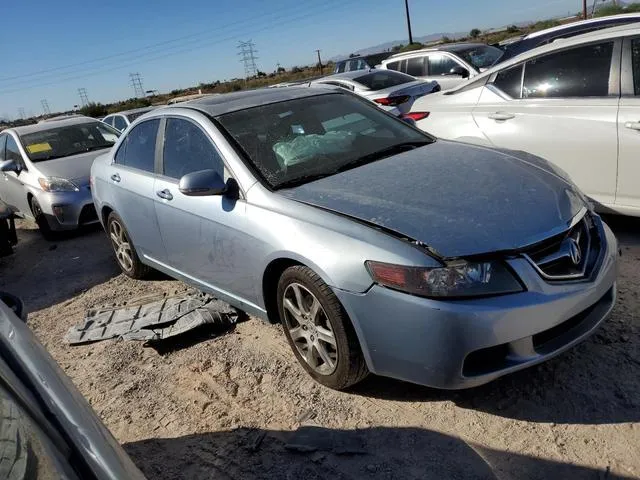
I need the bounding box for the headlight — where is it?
[365,260,523,298]
[38,177,79,192]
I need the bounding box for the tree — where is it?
[79,102,108,118]
[256,70,267,78]
[507,25,519,33]
[441,36,452,43]
[277,66,286,74]
[392,44,404,52]
[469,28,481,38]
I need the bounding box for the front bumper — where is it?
[36,186,98,231]
[334,220,618,389]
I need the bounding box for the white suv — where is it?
[380,43,504,91]
[410,24,640,217]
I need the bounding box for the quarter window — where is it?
[428,54,459,76]
[102,116,114,126]
[523,42,614,98]
[162,118,224,180]
[114,119,159,173]
[385,60,403,72]
[632,38,640,96]
[493,64,523,98]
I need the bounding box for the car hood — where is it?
[33,149,110,184]
[280,140,586,258]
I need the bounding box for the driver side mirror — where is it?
[0,159,21,174]
[179,169,227,196]
[448,66,470,78]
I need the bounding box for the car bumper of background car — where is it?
[37,187,98,231]
[334,221,618,390]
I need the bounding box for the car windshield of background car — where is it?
[217,93,432,189]
[20,122,121,162]
[456,45,505,69]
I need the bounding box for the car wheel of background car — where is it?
[277,265,368,390]
[107,212,150,279]
[29,197,56,241]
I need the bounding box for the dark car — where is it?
[0,293,146,479]
[497,13,640,62]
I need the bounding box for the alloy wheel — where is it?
[282,283,338,375]
[109,219,133,272]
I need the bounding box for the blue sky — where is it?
[1,0,582,118]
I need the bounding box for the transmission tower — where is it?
[129,72,145,98]
[237,40,259,78]
[41,99,51,115]
[78,87,89,106]
[18,108,25,119]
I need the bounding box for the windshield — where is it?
[20,121,121,162]
[354,70,415,90]
[217,93,433,189]
[455,45,504,69]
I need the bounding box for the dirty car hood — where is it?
[34,149,110,183]
[280,140,586,258]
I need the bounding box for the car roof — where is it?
[388,42,490,59]
[449,22,640,89]
[314,70,376,81]
[107,106,157,116]
[525,12,640,40]
[178,86,336,116]
[10,116,98,136]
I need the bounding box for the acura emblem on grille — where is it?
[567,237,582,266]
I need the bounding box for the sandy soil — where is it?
[1,218,638,480]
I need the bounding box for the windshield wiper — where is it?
[84,144,113,152]
[336,140,431,172]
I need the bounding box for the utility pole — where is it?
[129,73,145,98]
[18,108,25,119]
[583,0,588,19]
[276,62,281,74]
[315,50,323,75]
[404,0,414,45]
[41,99,51,116]
[78,87,89,107]
[237,41,259,79]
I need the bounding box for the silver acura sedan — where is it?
[0,117,121,239]
[91,87,618,390]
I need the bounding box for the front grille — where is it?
[523,211,601,281]
[78,204,98,224]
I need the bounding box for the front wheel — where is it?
[107,212,150,279]
[30,197,56,241]
[277,265,368,390]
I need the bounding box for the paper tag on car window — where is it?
[26,142,52,154]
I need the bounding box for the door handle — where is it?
[156,189,173,201]
[488,112,515,121]
[110,173,121,183]
[624,121,640,131]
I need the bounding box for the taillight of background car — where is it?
[374,95,411,107]
[401,112,430,121]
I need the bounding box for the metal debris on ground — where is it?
[64,293,238,345]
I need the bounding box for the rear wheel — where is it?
[29,197,56,241]
[107,212,150,279]
[277,265,368,390]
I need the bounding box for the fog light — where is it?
[52,205,65,222]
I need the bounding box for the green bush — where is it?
[79,102,108,117]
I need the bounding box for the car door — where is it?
[153,116,254,301]
[0,134,32,216]
[472,40,620,206]
[616,35,640,208]
[108,118,166,260]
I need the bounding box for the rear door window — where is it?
[114,119,159,172]
[0,135,6,161]
[523,42,614,98]
[406,57,426,76]
[632,38,640,96]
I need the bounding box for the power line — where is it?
[41,99,51,115]
[129,73,145,97]
[0,0,337,85]
[78,87,89,106]
[0,0,357,95]
[237,40,259,78]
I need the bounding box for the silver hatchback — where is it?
[91,87,617,390]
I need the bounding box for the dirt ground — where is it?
[1,218,639,480]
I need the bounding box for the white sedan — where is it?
[311,70,439,118]
[410,24,640,217]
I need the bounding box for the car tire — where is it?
[29,197,56,241]
[106,212,150,279]
[277,265,368,390]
